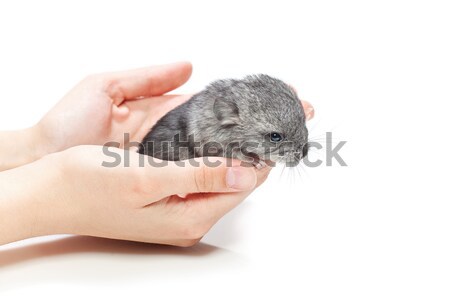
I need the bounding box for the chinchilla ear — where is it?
[213,98,240,127]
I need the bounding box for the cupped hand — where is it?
[34,61,314,157]
[35,62,193,156]
[23,145,270,247]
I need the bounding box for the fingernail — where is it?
[305,107,314,120]
[226,167,256,190]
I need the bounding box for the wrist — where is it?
[0,153,66,245]
[0,126,50,171]
[22,125,52,164]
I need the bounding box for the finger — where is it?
[302,100,315,121]
[105,61,193,102]
[148,165,271,241]
[255,164,272,187]
[176,158,271,202]
[132,94,193,122]
[121,94,193,143]
[288,84,315,121]
[193,166,272,221]
[145,157,257,199]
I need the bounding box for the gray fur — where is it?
[138,74,309,166]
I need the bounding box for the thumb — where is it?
[105,61,193,103]
[147,157,257,199]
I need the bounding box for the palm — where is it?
[110,94,191,146]
[37,62,313,154]
[37,62,193,152]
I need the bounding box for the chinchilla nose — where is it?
[285,152,300,167]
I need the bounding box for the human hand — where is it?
[34,61,315,154]
[0,62,314,171]
[0,145,270,246]
[35,62,314,153]
[34,62,194,156]
[0,62,194,171]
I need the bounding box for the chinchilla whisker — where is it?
[280,163,287,179]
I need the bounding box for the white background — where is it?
[0,0,449,298]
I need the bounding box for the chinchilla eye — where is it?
[270,132,283,142]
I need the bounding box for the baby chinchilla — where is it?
[138,74,309,167]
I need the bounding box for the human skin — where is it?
[0,62,314,246]
[0,145,270,247]
[0,61,314,171]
